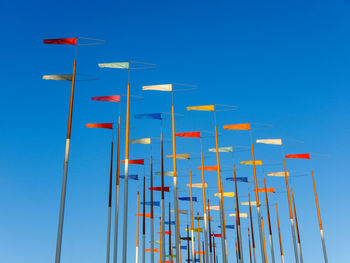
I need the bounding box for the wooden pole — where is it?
[106,141,114,263]
[248,194,257,263]
[197,212,201,263]
[260,216,267,263]
[248,228,252,263]
[275,204,284,263]
[291,188,304,263]
[169,202,173,261]
[234,165,243,262]
[159,217,162,263]
[207,200,213,263]
[190,171,195,262]
[187,224,191,263]
[200,142,209,263]
[263,178,275,263]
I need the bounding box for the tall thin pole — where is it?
[282,156,300,263]
[159,217,162,263]
[234,165,244,263]
[171,98,180,263]
[200,140,209,263]
[250,136,266,263]
[263,178,275,263]
[55,57,76,263]
[106,141,114,263]
[190,171,195,263]
[142,176,146,263]
[261,216,268,263]
[235,238,239,263]
[197,212,201,263]
[213,236,216,263]
[207,200,213,263]
[248,194,257,263]
[275,204,284,263]
[122,80,131,263]
[169,203,173,262]
[114,114,121,263]
[291,189,303,263]
[150,156,155,263]
[136,192,140,263]
[235,207,242,263]
[187,224,191,263]
[202,242,206,263]
[214,123,227,263]
[312,171,328,263]
[248,228,252,263]
[161,132,166,263]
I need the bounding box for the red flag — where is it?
[175,132,201,138]
[197,166,218,171]
[43,38,77,45]
[86,123,113,129]
[285,153,310,159]
[211,233,222,238]
[157,231,172,235]
[149,187,170,192]
[121,159,144,165]
[145,248,158,252]
[92,95,120,102]
[254,188,275,193]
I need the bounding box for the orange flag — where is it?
[86,123,113,129]
[223,123,251,130]
[254,188,275,193]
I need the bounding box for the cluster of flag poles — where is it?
[43,37,329,263]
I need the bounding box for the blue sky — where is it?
[1,0,349,262]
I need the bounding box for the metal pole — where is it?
[234,165,244,263]
[200,142,209,263]
[161,132,166,263]
[291,188,304,263]
[197,212,201,263]
[190,171,196,263]
[260,216,268,262]
[263,178,275,263]
[113,114,121,263]
[282,156,300,263]
[55,58,77,263]
[150,156,155,263]
[248,194,257,263]
[275,203,285,263]
[312,171,328,263]
[187,224,191,263]
[135,192,140,263]
[122,82,131,263]
[106,141,114,263]
[207,200,213,263]
[169,203,173,262]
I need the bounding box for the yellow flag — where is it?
[186,228,203,232]
[240,160,263,166]
[214,192,235,197]
[186,105,215,111]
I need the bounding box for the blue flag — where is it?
[135,113,162,120]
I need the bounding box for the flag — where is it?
[179,197,197,202]
[42,74,72,81]
[186,183,207,188]
[175,131,201,138]
[135,113,162,120]
[207,206,220,211]
[181,237,191,241]
[241,201,260,206]
[186,105,215,111]
[135,213,151,218]
[166,153,190,160]
[98,62,130,69]
[149,187,170,192]
[256,139,282,145]
[197,166,218,171]
[173,245,187,250]
[141,201,160,207]
[229,213,248,218]
[195,251,206,255]
[172,210,188,215]
[145,248,158,252]
[240,160,263,166]
[214,192,235,197]
[91,95,120,102]
[157,231,172,235]
[186,228,203,232]
[211,234,222,238]
[120,174,139,181]
[254,188,275,193]
[155,171,174,177]
[218,225,235,230]
[208,146,233,153]
[86,123,113,129]
[44,38,77,45]
[165,221,176,225]
[166,255,177,258]
[187,259,199,262]
[223,123,250,130]
[142,84,173,91]
[121,159,144,165]
[226,177,248,183]
[286,153,310,159]
[267,171,289,177]
[130,138,151,144]
[195,216,213,221]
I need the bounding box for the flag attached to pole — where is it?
[267,171,289,177]
[175,132,201,138]
[44,38,77,45]
[223,123,251,130]
[240,160,263,166]
[211,234,222,238]
[98,62,130,69]
[256,139,282,145]
[42,74,73,81]
[142,84,173,91]
[179,197,197,202]
[149,187,170,192]
[197,166,218,171]
[229,213,248,218]
[186,183,207,188]
[155,171,174,177]
[226,177,248,183]
[254,188,275,193]
[131,138,151,144]
[91,95,121,102]
[120,174,139,181]
[135,113,162,120]
[121,159,144,165]
[166,153,190,160]
[218,225,235,230]
[214,192,235,198]
[186,105,215,111]
[208,146,233,153]
[285,153,310,159]
[86,123,113,129]
[135,213,151,218]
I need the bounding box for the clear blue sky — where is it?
[1,0,349,262]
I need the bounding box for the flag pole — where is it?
[114,113,121,263]
[275,204,284,263]
[214,113,228,263]
[248,228,252,263]
[235,207,241,262]
[233,165,244,263]
[235,238,239,263]
[122,73,131,263]
[169,202,173,261]
[187,224,191,263]
[311,170,328,263]
[136,192,140,263]
[159,217,162,263]
[261,216,268,262]
[213,235,216,263]
[150,156,155,263]
[190,171,196,262]
[263,178,276,263]
[197,212,201,263]
[291,189,304,263]
[161,131,166,263]
[248,194,257,263]
[171,93,180,263]
[282,156,300,263]
[55,51,77,263]
[202,242,206,263]
[106,140,114,263]
[142,175,146,263]
[199,139,209,263]
[249,133,267,263]
[207,200,213,263]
